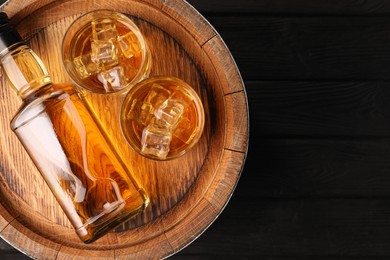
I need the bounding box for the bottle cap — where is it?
[0,12,24,58]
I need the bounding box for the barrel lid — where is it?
[0,12,24,58]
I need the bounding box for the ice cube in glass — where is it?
[154,99,185,128]
[97,73,113,92]
[127,99,153,126]
[92,19,118,42]
[145,83,171,109]
[141,120,172,159]
[91,41,118,66]
[118,31,142,59]
[103,66,127,90]
[73,53,99,79]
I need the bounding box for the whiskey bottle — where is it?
[0,12,149,243]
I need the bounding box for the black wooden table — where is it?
[3,0,390,259]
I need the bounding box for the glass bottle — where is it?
[0,13,149,243]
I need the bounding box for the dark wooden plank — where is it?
[247,81,390,137]
[187,0,390,15]
[173,197,390,258]
[240,138,390,198]
[205,16,390,81]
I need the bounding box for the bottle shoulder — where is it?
[11,85,79,130]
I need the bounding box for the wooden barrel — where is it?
[0,0,249,258]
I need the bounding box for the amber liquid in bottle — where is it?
[1,43,149,242]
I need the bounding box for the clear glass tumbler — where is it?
[62,10,151,95]
[120,76,205,160]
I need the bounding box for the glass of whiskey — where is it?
[62,10,151,94]
[120,76,205,160]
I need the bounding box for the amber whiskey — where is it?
[62,10,150,94]
[121,76,205,160]
[0,13,149,243]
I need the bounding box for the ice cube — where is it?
[173,116,198,144]
[127,99,153,126]
[91,41,118,66]
[92,19,118,42]
[102,66,127,91]
[144,84,171,109]
[118,31,141,59]
[141,120,172,159]
[97,73,112,92]
[73,53,99,79]
[154,99,185,128]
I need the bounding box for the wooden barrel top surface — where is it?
[0,0,248,258]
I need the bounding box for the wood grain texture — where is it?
[0,0,248,258]
[115,232,173,259]
[56,246,115,259]
[1,221,60,259]
[205,150,246,210]
[203,36,244,95]
[224,92,249,152]
[5,0,390,259]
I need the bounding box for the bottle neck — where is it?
[1,44,52,100]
